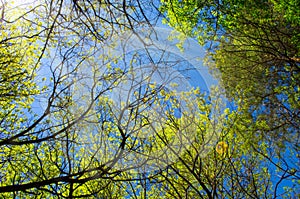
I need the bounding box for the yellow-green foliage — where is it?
[0,4,41,131]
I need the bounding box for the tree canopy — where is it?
[0,0,299,198]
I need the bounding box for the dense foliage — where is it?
[0,0,299,198]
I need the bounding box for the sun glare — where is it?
[8,0,38,7]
